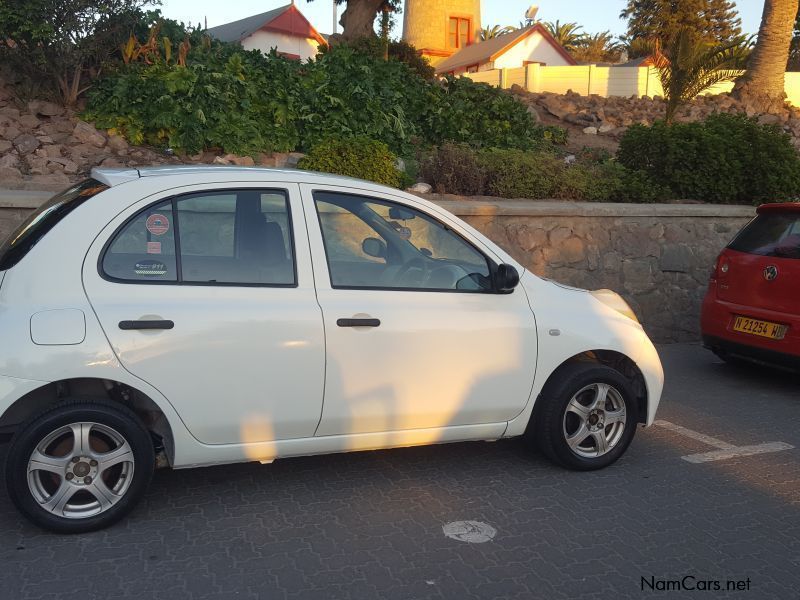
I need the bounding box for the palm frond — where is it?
[652,28,750,121]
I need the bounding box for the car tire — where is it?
[531,363,639,471]
[5,399,154,533]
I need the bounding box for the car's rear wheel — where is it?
[5,400,154,533]
[531,363,639,470]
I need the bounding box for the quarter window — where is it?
[314,191,492,292]
[102,190,295,285]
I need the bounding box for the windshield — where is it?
[729,213,800,260]
[0,179,109,271]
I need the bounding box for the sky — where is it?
[157,0,766,38]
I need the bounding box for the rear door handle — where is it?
[119,320,174,330]
[336,318,380,328]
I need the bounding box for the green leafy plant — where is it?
[617,113,800,204]
[86,42,553,157]
[298,137,402,187]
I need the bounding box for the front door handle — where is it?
[119,320,174,330]
[337,318,381,328]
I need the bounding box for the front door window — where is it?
[314,191,492,292]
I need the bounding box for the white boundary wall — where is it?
[464,64,800,107]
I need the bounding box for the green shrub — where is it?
[86,43,554,157]
[298,137,402,188]
[419,144,670,202]
[617,113,800,204]
[419,143,486,195]
[425,76,558,151]
[480,149,563,199]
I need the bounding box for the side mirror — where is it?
[493,263,520,293]
[362,237,387,259]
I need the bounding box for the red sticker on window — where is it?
[147,241,162,254]
[146,214,170,236]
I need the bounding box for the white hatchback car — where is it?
[0,167,663,532]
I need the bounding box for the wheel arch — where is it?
[0,377,175,467]
[528,349,649,432]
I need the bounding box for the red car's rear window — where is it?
[0,179,108,271]
[729,213,800,260]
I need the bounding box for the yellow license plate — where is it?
[732,316,787,340]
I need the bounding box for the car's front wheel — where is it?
[5,400,154,533]
[531,363,639,470]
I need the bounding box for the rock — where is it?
[550,226,573,246]
[213,156,230,165]
[0,140,12,153]
[18,114,41,130]
[100,157,124,168]
[598,123,615,134]
[73,120,106,148]
[286,152,305,168]
[0,166,22,180]
[659,245,693,273]
[230,155,255,167]
[0,107,20,119]
[3,126,21,140]
[757,113,782,126]
[48,157,79,173]
[43,144,63,158]
[408,182,432,194]
[272,152,290,168]
[560,237,586,264]
[526,104,540,123]
[13,133,40,154]
[27,100,64,117]
[582,126,598,135]
[28,156,48,174]
[0,153,19,168]
[107,134,129,153]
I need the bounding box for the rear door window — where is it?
[0,179,108,271]
[101,189,295,286]
[729,213,800,259]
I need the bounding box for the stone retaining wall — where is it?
[0,190,755,343]
[429,196,754,343]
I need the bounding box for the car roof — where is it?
[757,202,800,214]
[90,165,384,189]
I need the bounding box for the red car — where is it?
[702,203,800,370]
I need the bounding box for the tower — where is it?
[402,0,482,67]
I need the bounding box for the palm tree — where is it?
[732,0,797,113]
[544,21,587,52]
[572,31,625,63]
[652,29,751,122]
[480,25,516,41]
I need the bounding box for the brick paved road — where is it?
[1,344,798,600]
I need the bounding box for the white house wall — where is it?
[492,31,572,69]
[242,30,320,61]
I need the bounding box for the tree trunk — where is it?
[732,0,798,113]
[339,0,384,40]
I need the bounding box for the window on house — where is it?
[448,17,471,49]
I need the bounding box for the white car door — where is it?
[301,185,538,437]
[83,183,325,445]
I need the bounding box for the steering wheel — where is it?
[393,257,429,286]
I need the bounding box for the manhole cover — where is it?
[442,520,497,543]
